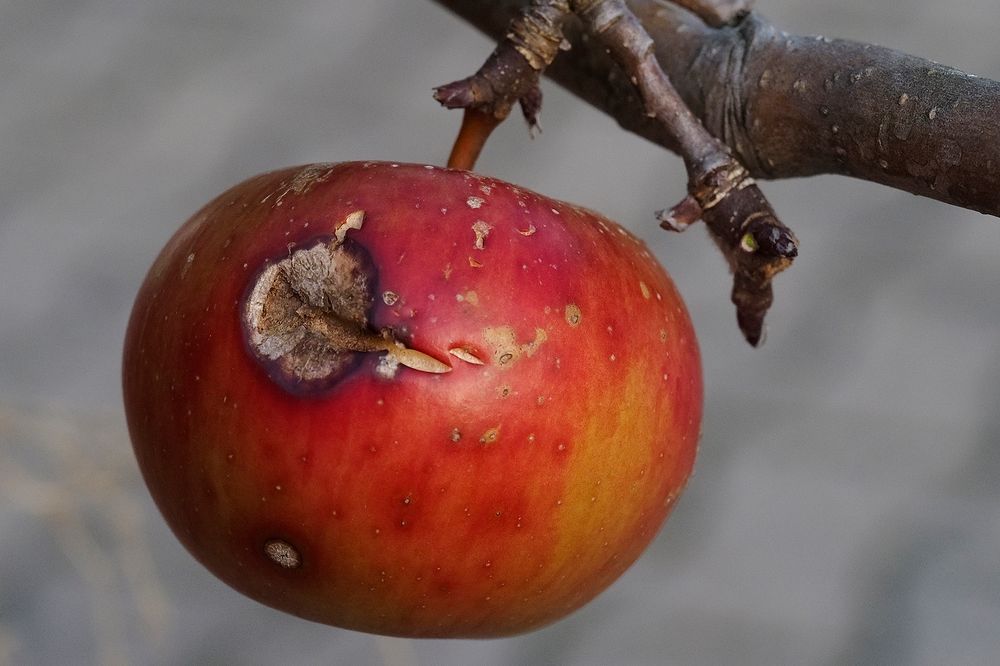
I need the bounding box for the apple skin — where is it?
[123,161,702,638]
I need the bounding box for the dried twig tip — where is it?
[744,215,798,258]
[433,79,480,110]
[657,195,703,232]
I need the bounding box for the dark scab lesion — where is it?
[263,538,302,569]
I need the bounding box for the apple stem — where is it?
[446,109,502,171]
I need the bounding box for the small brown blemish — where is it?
[466,196,485,209]
[516,224,537,236]
[639,281,651,299]
[482,326,548,367]
[264,539,301,569]
[468,256,483,268]
[450,428,462,442]
[480,427,500,445]
[456,290,479,306]
[472,220,492,250]
[382,290,399,306]
[565,304,582,327]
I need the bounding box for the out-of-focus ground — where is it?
[1,1,999,664]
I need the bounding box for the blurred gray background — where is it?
[2,1,999,664]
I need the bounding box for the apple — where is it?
[123,161,702,638]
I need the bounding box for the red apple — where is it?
[123,161,702,638]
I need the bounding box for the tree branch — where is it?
[433,0,1000,217]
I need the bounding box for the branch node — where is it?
[434,1,573,168]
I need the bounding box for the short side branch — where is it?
[433,0,569,169]
[433,0,569,124]
[574,0,795,345]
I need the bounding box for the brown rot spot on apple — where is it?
[243,236,378,393]
[263,539,302,569]
[243,222,450,393]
